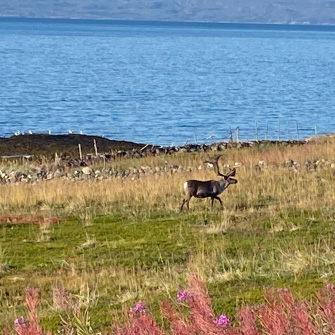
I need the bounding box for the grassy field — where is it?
[1,137,335,332]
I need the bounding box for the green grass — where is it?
[2,136,335,333]
[1,206,335,332]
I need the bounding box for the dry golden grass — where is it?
[1,137,335,216]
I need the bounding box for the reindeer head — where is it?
[222,168,238,184]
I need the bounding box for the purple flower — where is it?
[131,301,146,313]
[176,290,190,301]
[14,316,25,328]
[278,288,290,293]
[215,314,230,327]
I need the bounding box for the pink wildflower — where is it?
[326,283,335,290]
[215,314,230,327]
[131,301,146,313]
[14,317,25,328]
[176,290,190,301]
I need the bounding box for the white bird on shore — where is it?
[205,134,215,140]
[14,131,21,136]
[68,130,73,134]
[28,130,33,134]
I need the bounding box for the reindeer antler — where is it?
[203,155,225,176]
[203,155,222,165]
[204,156,236,178]
[224,168,236,177]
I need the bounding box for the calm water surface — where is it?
[1,18,335,145]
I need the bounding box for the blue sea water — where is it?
[1,18,335,145]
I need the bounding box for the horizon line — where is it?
[1,16,335,31]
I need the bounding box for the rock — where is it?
[82,167,93,175]
[285,159,295,168]
[305,160,317,171]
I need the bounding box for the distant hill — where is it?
[1,0,335,25]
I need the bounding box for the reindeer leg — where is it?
[186,198,190,210]
[180,197,191,211]
[211,197,215,209]
[214,196,224,210]
[180,199,186,212]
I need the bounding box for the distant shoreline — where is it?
[0,133,315,160]
[1,16,335,30]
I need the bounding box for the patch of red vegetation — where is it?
[0,215,61,225]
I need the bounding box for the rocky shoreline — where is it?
[0,133,306,160]
[1,133,333,185]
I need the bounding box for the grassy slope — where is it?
[1,137,335,331]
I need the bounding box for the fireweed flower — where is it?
[176,290,190,301]
[131,301,146,313]
[215,314,230,327]
[14,316,25,328]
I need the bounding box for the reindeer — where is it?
[180,155,237,211]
